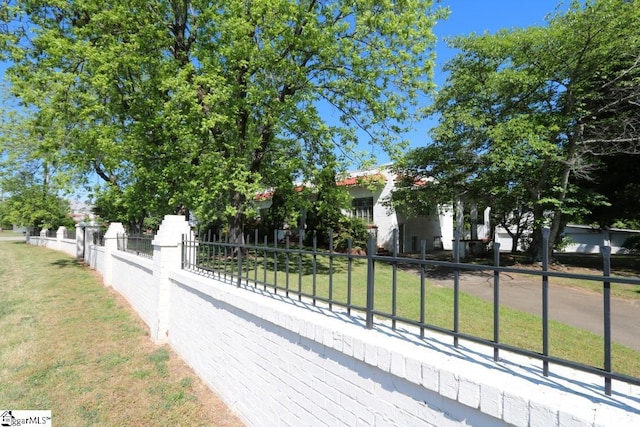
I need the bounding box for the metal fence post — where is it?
[298,233,303,300]
[285,236,290,297]
[347,237,353,315]
[312,233,317,305]
[392,228,398,330]
[263,235,268,290]
[420,239,426,339]
[366,235,375,329]
[329,230,334,310]
[493,242,501,362]
[453,230,460,347]
[181,234,186,270]
[542,226,550,377]
[236,235,242,288]
[273,230,278,293]
[602,240,612,396]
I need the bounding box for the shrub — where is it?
[622,235,640,253]
[333,216,370,253]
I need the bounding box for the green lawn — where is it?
[470,251,640,300]
[0,241,242,426]
[0,229,25,236]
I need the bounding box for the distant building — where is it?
[558,224,639,254]
[69,200,94,223]
[256,165,454,253]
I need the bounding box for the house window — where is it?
[352,197,374,223]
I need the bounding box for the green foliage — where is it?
[392,0,640,259]
[612,220,640,230]
[332,216,370,252]
[1,0,445,234]
[554,233,574,253]
[255,181,304,241]
[0,189,75,232]
[578,156,640,228]
[0,107,77,231]
[622,235,640,253]
[303,166,351,248]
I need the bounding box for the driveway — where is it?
[425,267,640,351]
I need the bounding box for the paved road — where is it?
[426,268,640,351]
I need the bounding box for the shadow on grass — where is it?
[50,258,85,269]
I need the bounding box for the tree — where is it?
[577,155,640,229]
[0,109,76,232]
[392,0,640,259]
[303,164,351,248]
[0,182,75,232]
[1,0,446,240]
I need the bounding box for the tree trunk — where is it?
[470,201,478,241]
[228,190,246,251]
[547,126,580,261]
[511,235,520,254]
[528,203,546,262]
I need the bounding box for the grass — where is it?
[4,237,638,422]
[211,249,640,378]
[0,241,242,426]
[535,274,640,300]
[0,229,25,236]
[469,252,640,300]
[553,252,640,273]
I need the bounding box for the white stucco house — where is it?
[494,223,639,254]
[337,166,454,253]
[558,224,639,254]
[255,165,454,253]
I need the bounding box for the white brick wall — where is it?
[85,245,105,274]
[111,251,156,331]
[166,269,640,426]
[29,216,640,426]
[58,238,77,257]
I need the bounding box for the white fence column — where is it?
[56,226,66,251]
[152,215,192,344]
[84,222,102,254]
[76,223,85,259]
[103,222,125,288]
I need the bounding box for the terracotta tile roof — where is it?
[336,173,385,187]
[256,172,387,201]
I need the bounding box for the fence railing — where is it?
[117,233,154,258]
[37,228,77,239]
[181,227,640,396]
[92,230,105,246]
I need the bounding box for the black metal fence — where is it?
[117,233,154,258]
[181,227,640,396]
[40,228,77,239]
[92,230,105,246]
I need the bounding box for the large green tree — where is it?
[0,108,77,231]
[392,0,640,258]
[577,155,640,229]
[1,0,445,239]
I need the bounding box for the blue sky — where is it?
[434,0,567,73]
